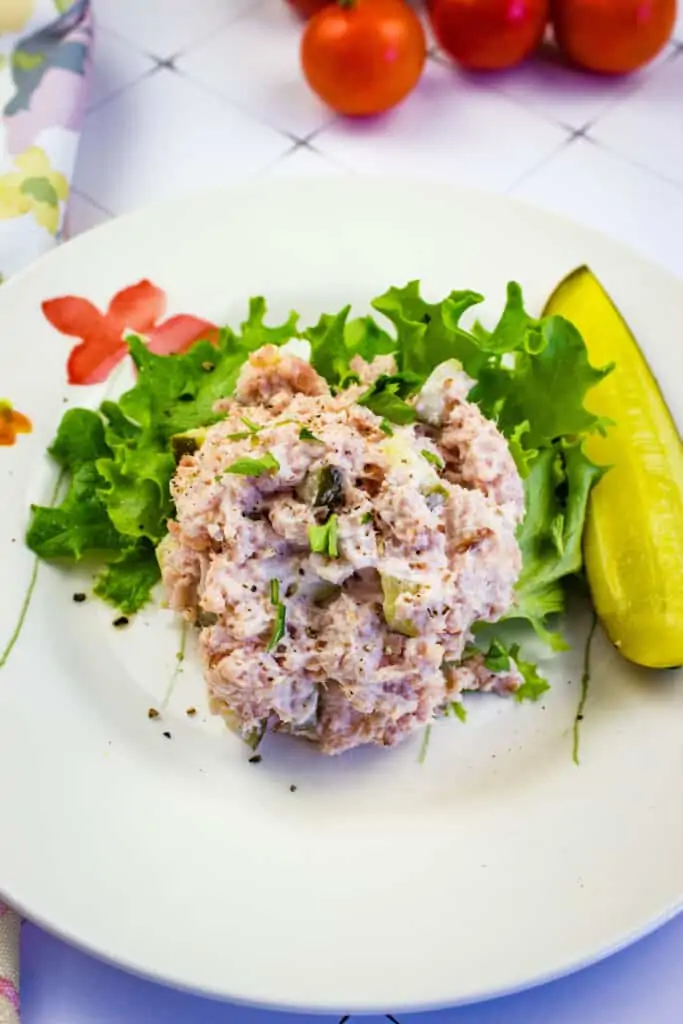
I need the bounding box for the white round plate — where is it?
[0,179,682,1014]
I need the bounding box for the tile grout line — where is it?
[587,136,683,194]
[583,43,683,190]
[83,59,311,153]
[262,136,349,177]
[94,0,265,65]
[506,128,683,199]
[69,187,115,218]
[427,48,592,138]
[504,133,582,194]
[470,41,682,137]
[83,63,159,117]
[161,63,319,149]
[300,114,341,148]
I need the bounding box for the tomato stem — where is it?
[337,0,356,8]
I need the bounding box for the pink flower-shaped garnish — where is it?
[42,280,219,385]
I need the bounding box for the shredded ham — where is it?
[160,346,525,754]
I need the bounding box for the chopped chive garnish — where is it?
[241,416,261,433]
[451,702,467,723]
[418,724,432,764]
[299,427,322,442]
[268,603,286,651]
[267,577,286,651]
[225,452,279,477]
[270,578,280,605]
[421,449,444,469]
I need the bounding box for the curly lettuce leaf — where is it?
[372,281,485,378]
[471,314,613,448]
[239,297,299,350]
[480,281,541,355]
[507,441,605,645]
[465,637,550,702]
[95,452,175,543]
[304,307,395,387]
[358,372,421,424]
[512,644,551,703]
[48,408,110,468]
[93,542,160,615]
[26,463,123,560]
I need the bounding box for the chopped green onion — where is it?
[299,427,322,442]
[267,603,286,651]
[450,702,467,723]
[241,416,261,433]
[361,512,373,524]
[228,416,263,441]
[418,724,432,764]
[327,514,339,558]
[308,527,326,553]
[267,577,286,652]
[379,419,394,436]
[308,513,340,558]
[421,449,444,470]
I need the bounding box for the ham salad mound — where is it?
[159,344,526,754]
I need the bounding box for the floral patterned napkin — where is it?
[0,0,91,278]
[0,1,92,1017]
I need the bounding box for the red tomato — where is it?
[429,0,549,70]
[301,0,427,116]
[285,0,333,18]
[552,0,676,74]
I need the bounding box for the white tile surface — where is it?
[92,0,258,59]
[313,59,568,192]
[485,43,676,131]
[178,0,333,140]
[265,143,348,177]
[513,137,683,277]
[87,28,155,111]
[64,190,112,238]
[72,68,292,215]
[590,52,683,187]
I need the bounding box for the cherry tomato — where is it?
[551,0,676,74]
[301,0,427,116]
[285,0,333,18]
[429,0,549,70]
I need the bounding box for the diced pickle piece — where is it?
[381,574,420,637]
[170,428,206,462]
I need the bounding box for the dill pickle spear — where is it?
[543,266,683,669]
